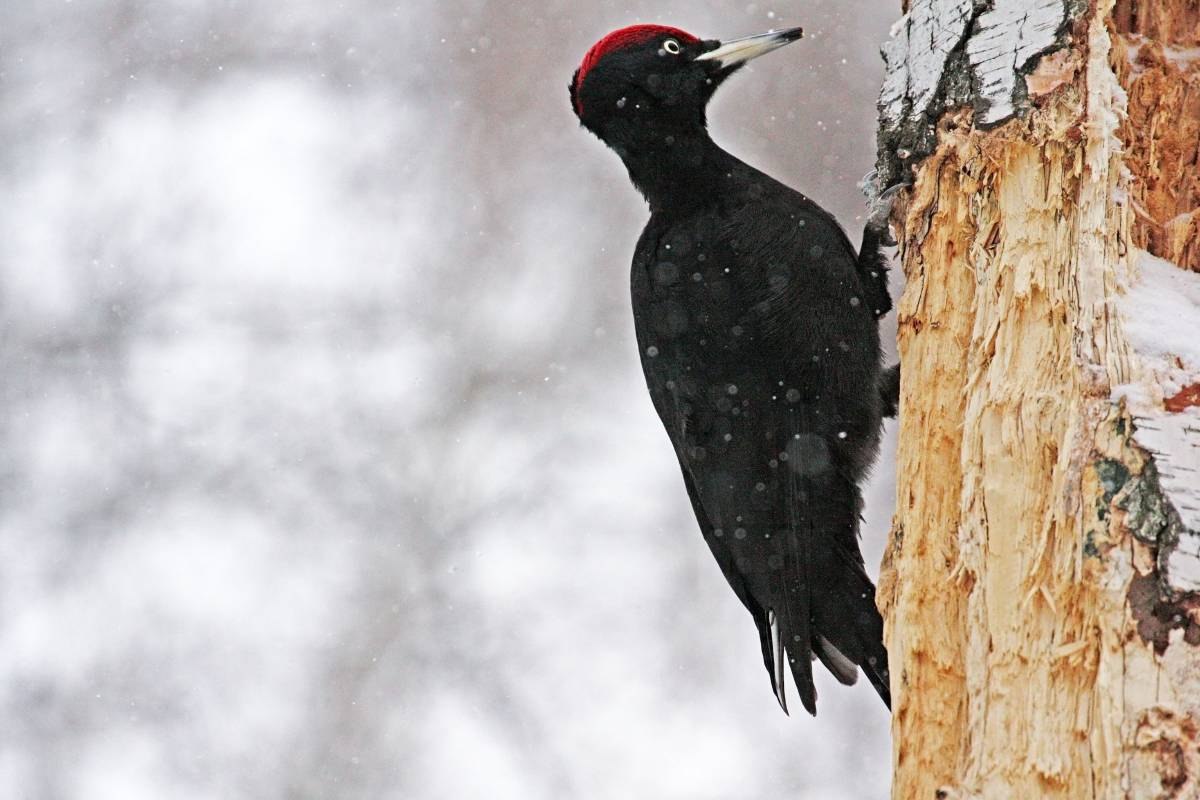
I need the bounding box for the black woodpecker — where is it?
[571,24,898,715]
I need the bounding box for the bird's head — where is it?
[570,24,803,147]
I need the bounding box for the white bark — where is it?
[875,0,1200,797]
[1118,250,1200,594]
[967,0,1068,124]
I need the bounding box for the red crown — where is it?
[573,25,699,114]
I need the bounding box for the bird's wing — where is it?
[696,199,890,714]
[631,201,891,714]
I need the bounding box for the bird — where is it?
[570,24,896,715]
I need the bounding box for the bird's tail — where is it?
[807,537,891,709]
[757,455,891,715]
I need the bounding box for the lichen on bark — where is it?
[876,0,1200,797]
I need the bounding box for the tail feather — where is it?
[751,434,891,715]
[768,610,788,713]
[812,555,891,709]
[780,529,817,715]
[814,634,858,686]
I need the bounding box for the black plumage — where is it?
[571,24,895,715]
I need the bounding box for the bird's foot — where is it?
[866,182,909,247]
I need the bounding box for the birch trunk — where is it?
[871,0,1200,797]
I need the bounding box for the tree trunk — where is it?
[872,0,1200,797]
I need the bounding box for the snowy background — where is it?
[0,1,898,797]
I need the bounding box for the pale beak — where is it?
[695,26,804,68]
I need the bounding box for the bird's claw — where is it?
[866,182,909,247]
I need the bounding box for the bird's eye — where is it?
[663,39,681,55]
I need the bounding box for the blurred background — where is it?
[0,1,899,797]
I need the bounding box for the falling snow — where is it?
[0,2,898,798]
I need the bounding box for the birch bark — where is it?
[873,0,1200,796]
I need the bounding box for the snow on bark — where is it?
[1116,250,1200,594]
[880,1,1200,795]
[1119,251,1200,393]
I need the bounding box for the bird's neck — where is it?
[615,128,741,214]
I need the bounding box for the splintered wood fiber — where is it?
[1112,0,1200,271]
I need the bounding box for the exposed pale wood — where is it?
[876,0,1200,796]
